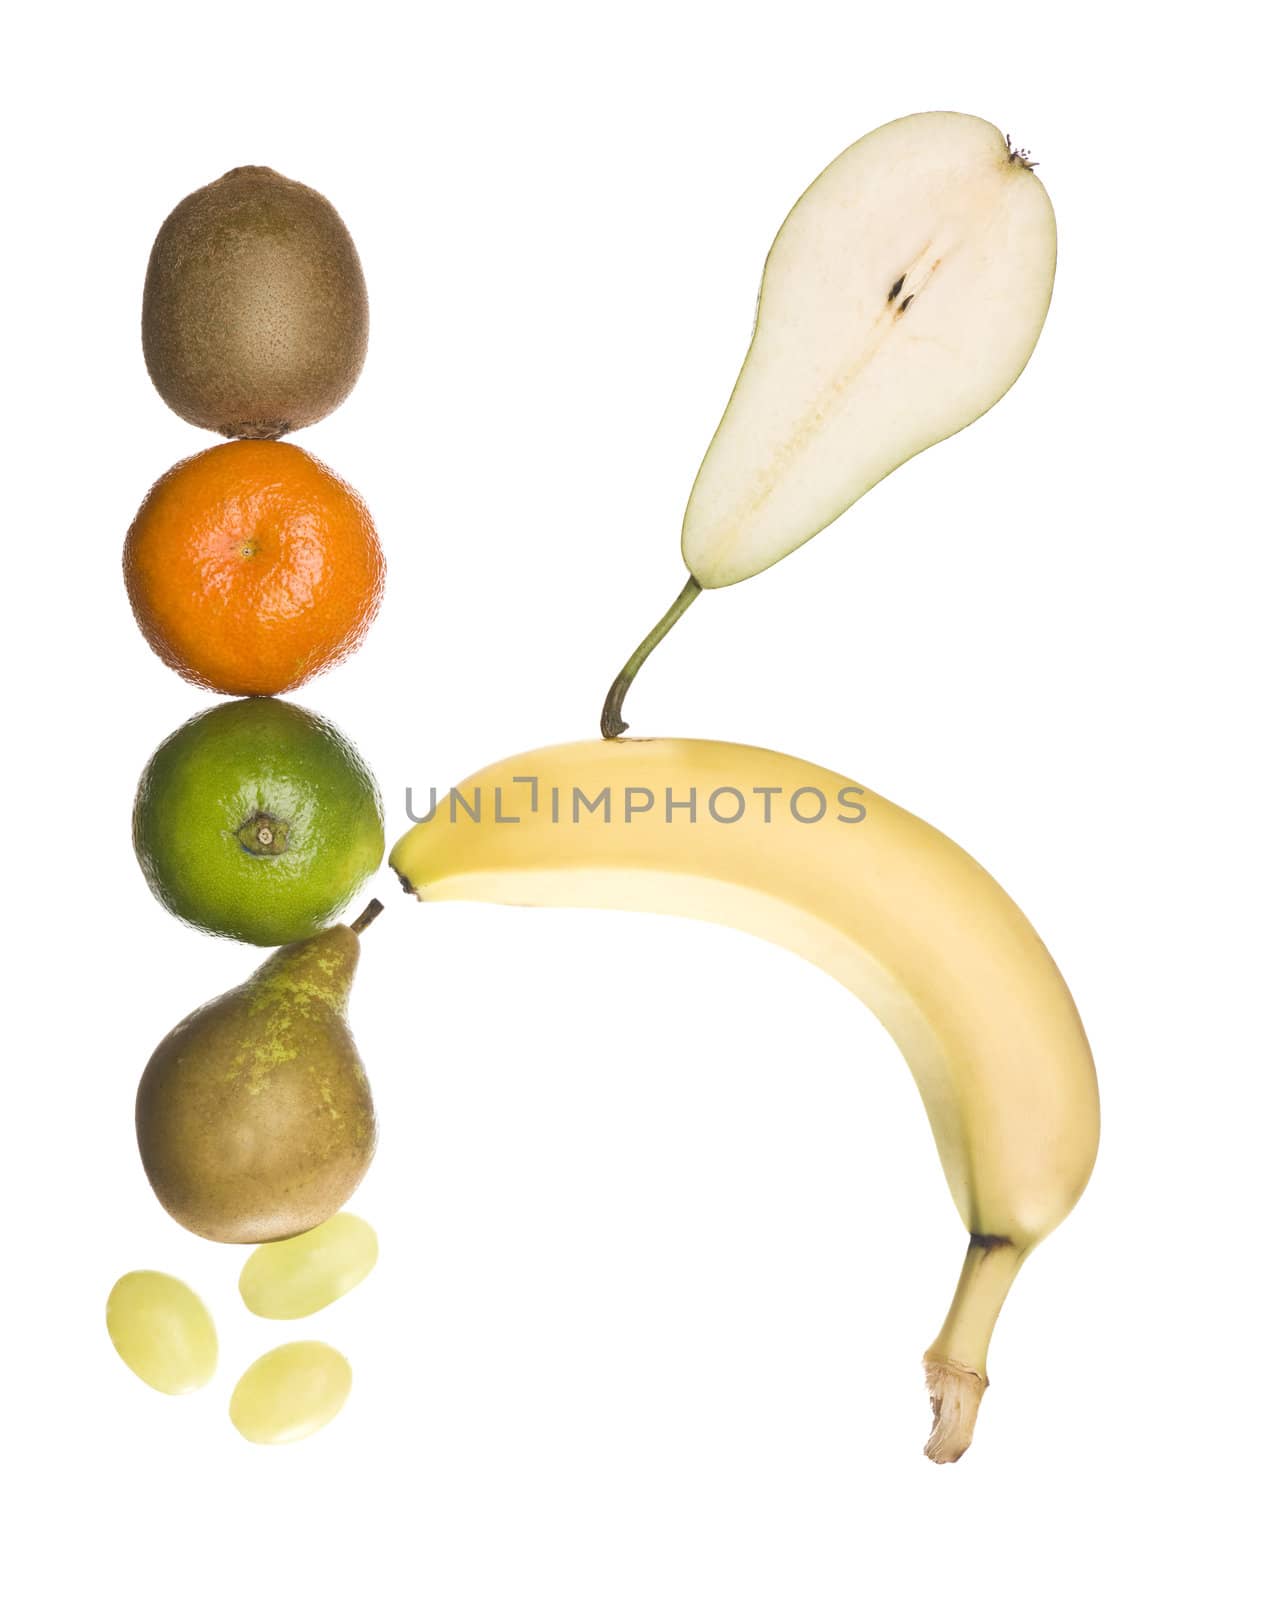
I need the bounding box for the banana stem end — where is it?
[922,1234,1030,1463]
[923,1359,987,1463]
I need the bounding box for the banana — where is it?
[390,738,1098,1462]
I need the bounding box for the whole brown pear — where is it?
[141,165,369,438]
[135,904,380,1243]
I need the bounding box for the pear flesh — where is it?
[135,910,379,1244]
[682,112,1057,589]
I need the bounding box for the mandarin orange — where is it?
[124,440,384,695]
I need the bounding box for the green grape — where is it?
[238,1212,378,1320]
[106,1270,217,1395]
[229,1341,351,1444]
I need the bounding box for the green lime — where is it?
[133,698,384,945]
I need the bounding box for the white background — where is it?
[5,3,1258,1595]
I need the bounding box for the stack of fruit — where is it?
[108,117,1101,1466]
[109,168,388,1444]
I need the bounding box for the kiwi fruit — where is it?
[141,166,369,439]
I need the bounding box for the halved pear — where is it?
[601,112,1056,736]
[683,111,1056,588]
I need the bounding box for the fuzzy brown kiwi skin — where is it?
[141,166,369,438]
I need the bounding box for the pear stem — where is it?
[350,898,384,935]
[600,576,702,739]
